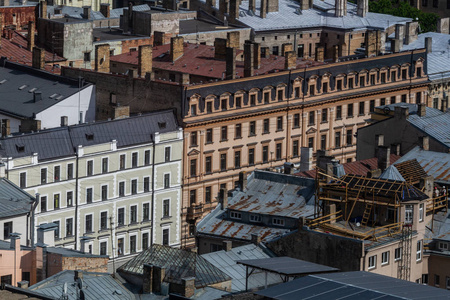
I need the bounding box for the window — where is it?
[293,113,300,128]
[163,199,170,217]
[52,166,60,181]
[221,99,227,110]
[433,0,438,8]
[3,221,12,239]
[235,151,241,168]
[346,129,353,145]
[230,211,242,219]
[405,205,413,224]
[380,98,386,106]
[308,137,314,149]
[164,174,170,188]
[249,121,256,136]
[320,109,328,123]
[309,84,315,96]
[162,229,169,245]
[401,94,407,102]
[348,78,354,89]
[132,152,138,167]
[205,187,212,203]
[235,124,242,139]
[119,182,125,197]
[221,126,228,141]
[66,218,73,237]
[86,188,93,203]
[84,52,90,62]
[416,240,422,261]
[369,100,375,113]
[143,177,150,192]
[41,168,47,184]
[205,156,212,173]
[272,46,279,56]
[99,158,108,174]
[433,98,439,109]
[117,238,124,256]
[323,82,328,93]
[264,92,270,104]
[164,147,171,162]
[419,203,424,222]
[370,74,376,85]
[100,211,107,230]
[347,104,354,117]
[250,94,256,106]
[130,205,137,224]
[54,194,60,209]
[67,191,73,207]
[19,172,26,188]
[336,106,342,120]
[248,148,255,165]
[277,89,283,101]
[41,196,47,212]
[308,111,315,125]
[402,69,407,80]
[85,215,92,233]
[263,119,270,133]
[439,242,448,251]
[131,179,137,194]
[381,73,386,83]
[359,101,365,115]
[101,185,107,200]
[250,214,262,222]
[381,251,390,265]
[293,140,299,157]
[220,153,227,171]
[120,154,126,169]
[87,160,93,176]
[190,190,196,205]
[100,242,107,255]
[118,208,125,226]
[190,131,198,146]
[143,203,150,221]
[128,235,136,253]
[277,116,283,131]
[368,255,376,269]
[395,247,402,261]
[276,143,282,160]
[190,104,197,116]
[206,129,213,143]
[416,92,421,104]
[262,146,269,163]
[295,87,300,98]
[360,76,365,87]
[335,132,341,148]
[422,0,428,6]
[320,135,327,150]
[144,150,150,166]
[273,218,285,226]
[67,163,73,179]
[391,96,396,104]
[446,276,450,289]
[337,80,342,91]
[142,233,149,250]
[190,159,197,177]
[235,96,242,108]
[53,221,60,239]
[206,101,213,113]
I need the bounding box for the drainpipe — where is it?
[30,193,40,247]
[151,134,156,248]
[74,151,80,250]
[285,69,292,163]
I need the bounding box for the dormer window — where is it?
[250,214,262,222]
[158,122,166,129]
[230,211,242,220]
[273,218,285,226]
[85,133,94,140]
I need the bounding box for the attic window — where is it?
[16,144,25,152]
[85,133,94,140]
[158,122,166,129]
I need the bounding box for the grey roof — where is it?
[1,0,38,6]
[0,239,33,250]
[29,270,134,300]
[179,19,240,34]
[0,177,35,219]
[202,0,410,32]
[256,271,450,299]
[45,246,108,258]
[237,257,338,276]
[379,165,405,181]
[395,146,450,185]
[110,4,152,18]
[47,4,152,20]
[201,244,282,292]
[0,110,178,160]
[379,103,450,148]
[93,28,151,42]
[228,171,316,218]
[430,212,450,243]
[118,244,231,288]
[399,32,450,81]
[0,60,90,119]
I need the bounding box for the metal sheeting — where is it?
[117,244,231,288]
[256,271,450,299]
[379,165,406,182]
[201,244,282,291]
[237,257,338,276]
[408,108,450,149]
[0,178,34,218]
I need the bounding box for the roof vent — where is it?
[28,88,37,93]
[15,144,25,152]
[158,122,166,129]
[85,133,94,140]
[0,79,7,84]
[33,91,42,102]
[18,85,27,90]
[49,93,58,99]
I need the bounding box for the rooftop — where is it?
[93,28,151,42]
[0,0,38,7]
[118,244,231,288]
[29,270,134,300]
[0,177,35,219]
[179,19,242,35]
[255,271,450,299]
[110,42,325,79]
[203,0,410,32]
[0,110,178,160]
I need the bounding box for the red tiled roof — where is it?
[0,30,66,73]
[111,43,325,79]
[295,154,402,178]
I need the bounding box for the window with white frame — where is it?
[368,255,377,269]
[439,242,448,251]
[250,214,262,222]
[419,203,424,222]
[230,211,242,220]
[381,251,390,265]
[162,228,169,245]
[405,205,413,224]
[416,240,422,261]
[100,241,107,255]
[395,247,402,261]
[163,199,170,218]
[273,218,285,226]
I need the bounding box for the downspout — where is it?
[285,70,292,163]
[30,193,40,247]
[151,134,156,248]
[74,150,80,250]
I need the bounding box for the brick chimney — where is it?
[357,0,368,17]
[170,36,184,62]
[395,24,405,48]
[138,44,152,77]
[419,136,429,151]
[260,0,267,18]
[285,51,296,69]
[182,277,195,298]
[365,30,379,57]
[219,0,230,16]
[405,21,419,45]
[27,21,34,51]
[335,0,347,17]
[253,42,261,69]
[113,105,130,119]
[220,188,228,209]
[100,3,110,18]
[229,0,239,20]
[394,106,409,120]
[1,119,10,137]
[267,0,279,12]
[244,42,254,77]
[425,37,432,54]
[142,264,154,294]
[32,47,45,69]
[300,0,311,9]
[227,31,240,49]
[39,0,47,19]
[377,146,390,171]
[152,266,165,294]
[249,0,255,13]
[154,31,166,46]
[95,44,110,72]
[417,103,426,117]
[82,6,91,19]
[214,38,227,59]
[315,46,324,62]
[223,240,232,251]
[391,39,400,53]
[437,17,450,34]
[239,171,247,191]
[226,47,236,80]
[282,43,293,56]
[251,233,261,245]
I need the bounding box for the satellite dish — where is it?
[383,106,391,114]
[356,222,361,227]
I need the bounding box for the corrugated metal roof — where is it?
[0,110,178,160]
[256,271,450,299]
[201,244,282,291]
[29,270,134,300]
[110,4,151,18]
[118,244,231,288]
[0,177,35,218]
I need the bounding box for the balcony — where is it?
[187,204,204,220]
